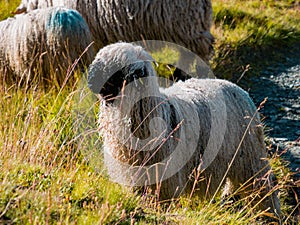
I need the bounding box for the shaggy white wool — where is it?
[88,42,281,216]
[0,7,94,81]
[14,0,214,67]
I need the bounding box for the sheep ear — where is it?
[12,6,26,14]
[88,59,123,94]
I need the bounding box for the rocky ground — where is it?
[245,42,299,217]
[250,64,299,172]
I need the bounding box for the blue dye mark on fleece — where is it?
[45,8,87,32]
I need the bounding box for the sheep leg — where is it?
[251,172,281,217]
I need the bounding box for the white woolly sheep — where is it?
[14,0,214,72]
[0,7,94,83]
[87,42,281,217]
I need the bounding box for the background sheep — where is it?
[14,0,214,75]
[0,7,94,83]
[88,42,281,216]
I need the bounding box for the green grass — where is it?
[1,0,300,224]
[211,0,300,81]
[0,0,19,19]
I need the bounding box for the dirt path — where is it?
[248,43,299,169]
[245,42,299,216]
[249,63,299,170]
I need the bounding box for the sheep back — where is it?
[0,7,94,83]
[15,0,214,63]
[100,77,269,200]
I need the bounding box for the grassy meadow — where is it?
[0,0,300,224]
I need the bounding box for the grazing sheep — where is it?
[88,42,281,216]
[0,7,94,83]
[14,0,214,72]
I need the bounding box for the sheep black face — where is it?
[99,62,148,103]
[95,62,191,100]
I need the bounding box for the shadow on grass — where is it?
[212,4,300,83]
